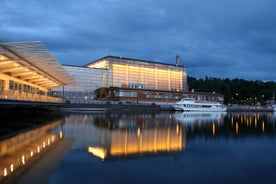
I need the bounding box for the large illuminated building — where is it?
[54,56,224,104]
[0,41,74,103]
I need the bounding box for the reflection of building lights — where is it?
[236,122,239,135]
[212,123,216,135]
[262,121,265,133]
[10,164,14,172]
[4,168,7,176]
[176,124,179,134]
[88,147,107,160]
[137,127,141,137]
[60,130,63,139]
[22,155,25,165]
[0,120,61,181]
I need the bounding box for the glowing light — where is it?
[176,124,179,134]
[52,136,55,142]
[48,139,50,145]
[236,122,239,135]
[88,60,108,69]
[60,130,63,139]
[43,141,46,148]
[137,127,141,137]
[37,146,40,153]
[10,164,14,172]
[30,151,34,157]
[212,123,216,135]
[88,147,107,160]
[262,121,265,133]
[4,168,7,176]
[112,63,184,91]
[22,155,25,165]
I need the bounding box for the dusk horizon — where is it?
[1,0,276,81]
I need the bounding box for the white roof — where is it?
[0,41,74,88]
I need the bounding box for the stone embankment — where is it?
[227,106,274,112]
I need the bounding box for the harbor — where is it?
[1,111,276,183]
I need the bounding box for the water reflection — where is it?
[0,119,63,182]
[228,112,276,136]
[60,112,276,161]
[2,112,276,183]
[62,113,185,160]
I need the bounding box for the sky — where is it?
[1,0,276,81]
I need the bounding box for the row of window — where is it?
[9,80,46,95]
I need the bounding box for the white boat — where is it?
[173,111,226,124]
[272,105,276,111]
[173,98,227,112]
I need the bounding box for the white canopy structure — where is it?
[0,41,74,103]
[0,41,74,88]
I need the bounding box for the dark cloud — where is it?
[1,0,276,81]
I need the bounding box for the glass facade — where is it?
[87,56,188,92]
[54,56,191,102]
[53,65,108,102]
[53,56,224,103]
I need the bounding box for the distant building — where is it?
[53,56,224,104]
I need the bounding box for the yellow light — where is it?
[262,121,265,133]
[48,139,50,145]
[37,146,40,153]
[10,164,14,172]
[112,63,184,91]
[88,60,108,69]
[43,141,46,148]
[22,155,25,165]
[212,123,216,135]
[236,122,239,135]
[137,127,141,137]
[30,151,34,157]
[52,136,55,142]
[60,130,63,139]
[4,168,7,176]
[88,147,107,160]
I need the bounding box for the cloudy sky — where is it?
[1,0,276,81]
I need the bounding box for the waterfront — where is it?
[1,111,276,183]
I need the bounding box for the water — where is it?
[2,111,276,183]
[49,112,276,184]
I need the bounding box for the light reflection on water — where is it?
[2,112,276,183]
[49,112,276,184]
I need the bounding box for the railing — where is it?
[0,90,62,103]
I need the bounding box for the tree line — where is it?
[188,76,276,105]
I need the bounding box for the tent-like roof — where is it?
[0,41,74,88]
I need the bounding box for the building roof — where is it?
[85,55,186,68]
[0,41,75,88]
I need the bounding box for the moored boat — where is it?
[272,104,276,111]
[173,98,227,112]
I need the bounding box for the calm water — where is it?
[1,111,276,184]
[47,111,276,184]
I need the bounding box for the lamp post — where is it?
[136,85,141,105]
[235,93,239,105]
